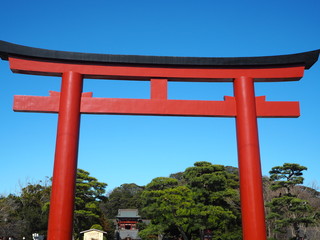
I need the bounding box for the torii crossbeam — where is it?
[1,40,319,240]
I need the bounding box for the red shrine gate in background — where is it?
[0,41,319,240]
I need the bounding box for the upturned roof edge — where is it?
[0,40,319,69]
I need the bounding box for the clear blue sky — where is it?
[0,0,319,195]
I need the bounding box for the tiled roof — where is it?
[117,209,140,218]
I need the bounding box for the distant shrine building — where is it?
[115,209,144,240]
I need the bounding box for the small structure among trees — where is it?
[115,209,142,240]
[81,229,107,240]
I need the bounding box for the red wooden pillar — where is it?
[234,76,267,240]
[47,71,83,240]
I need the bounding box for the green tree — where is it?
[267,163,316,239]
[0,179,51,240]
[19,182,51,237]
[140,177,198,240]
[0,170,108,240]
[74,169,108,238]
[141,162,242,240]
[169,172,187,185]
[103,183,144,218]
[269,163,307,195]
[183,161,241,240]
[0,194,25,239]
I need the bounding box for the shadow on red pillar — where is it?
[234,76,267,240]
[47,71,83,240]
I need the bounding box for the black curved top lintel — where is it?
[0,40,319,69]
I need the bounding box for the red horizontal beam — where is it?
[13,92,299,118]
[9,57,304,82]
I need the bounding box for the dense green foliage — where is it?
[0,162,319,240]
[140,178,198,240]
[0,179,51,239]
[74,169,109,239]
[269,163,307,194]
[0,170,109,240]
[266,163,318,240]
[140,162,242,240]
[103,183,144,218]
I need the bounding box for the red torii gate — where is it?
[0,41,319,240]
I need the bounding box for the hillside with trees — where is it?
[0,162,319,240]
